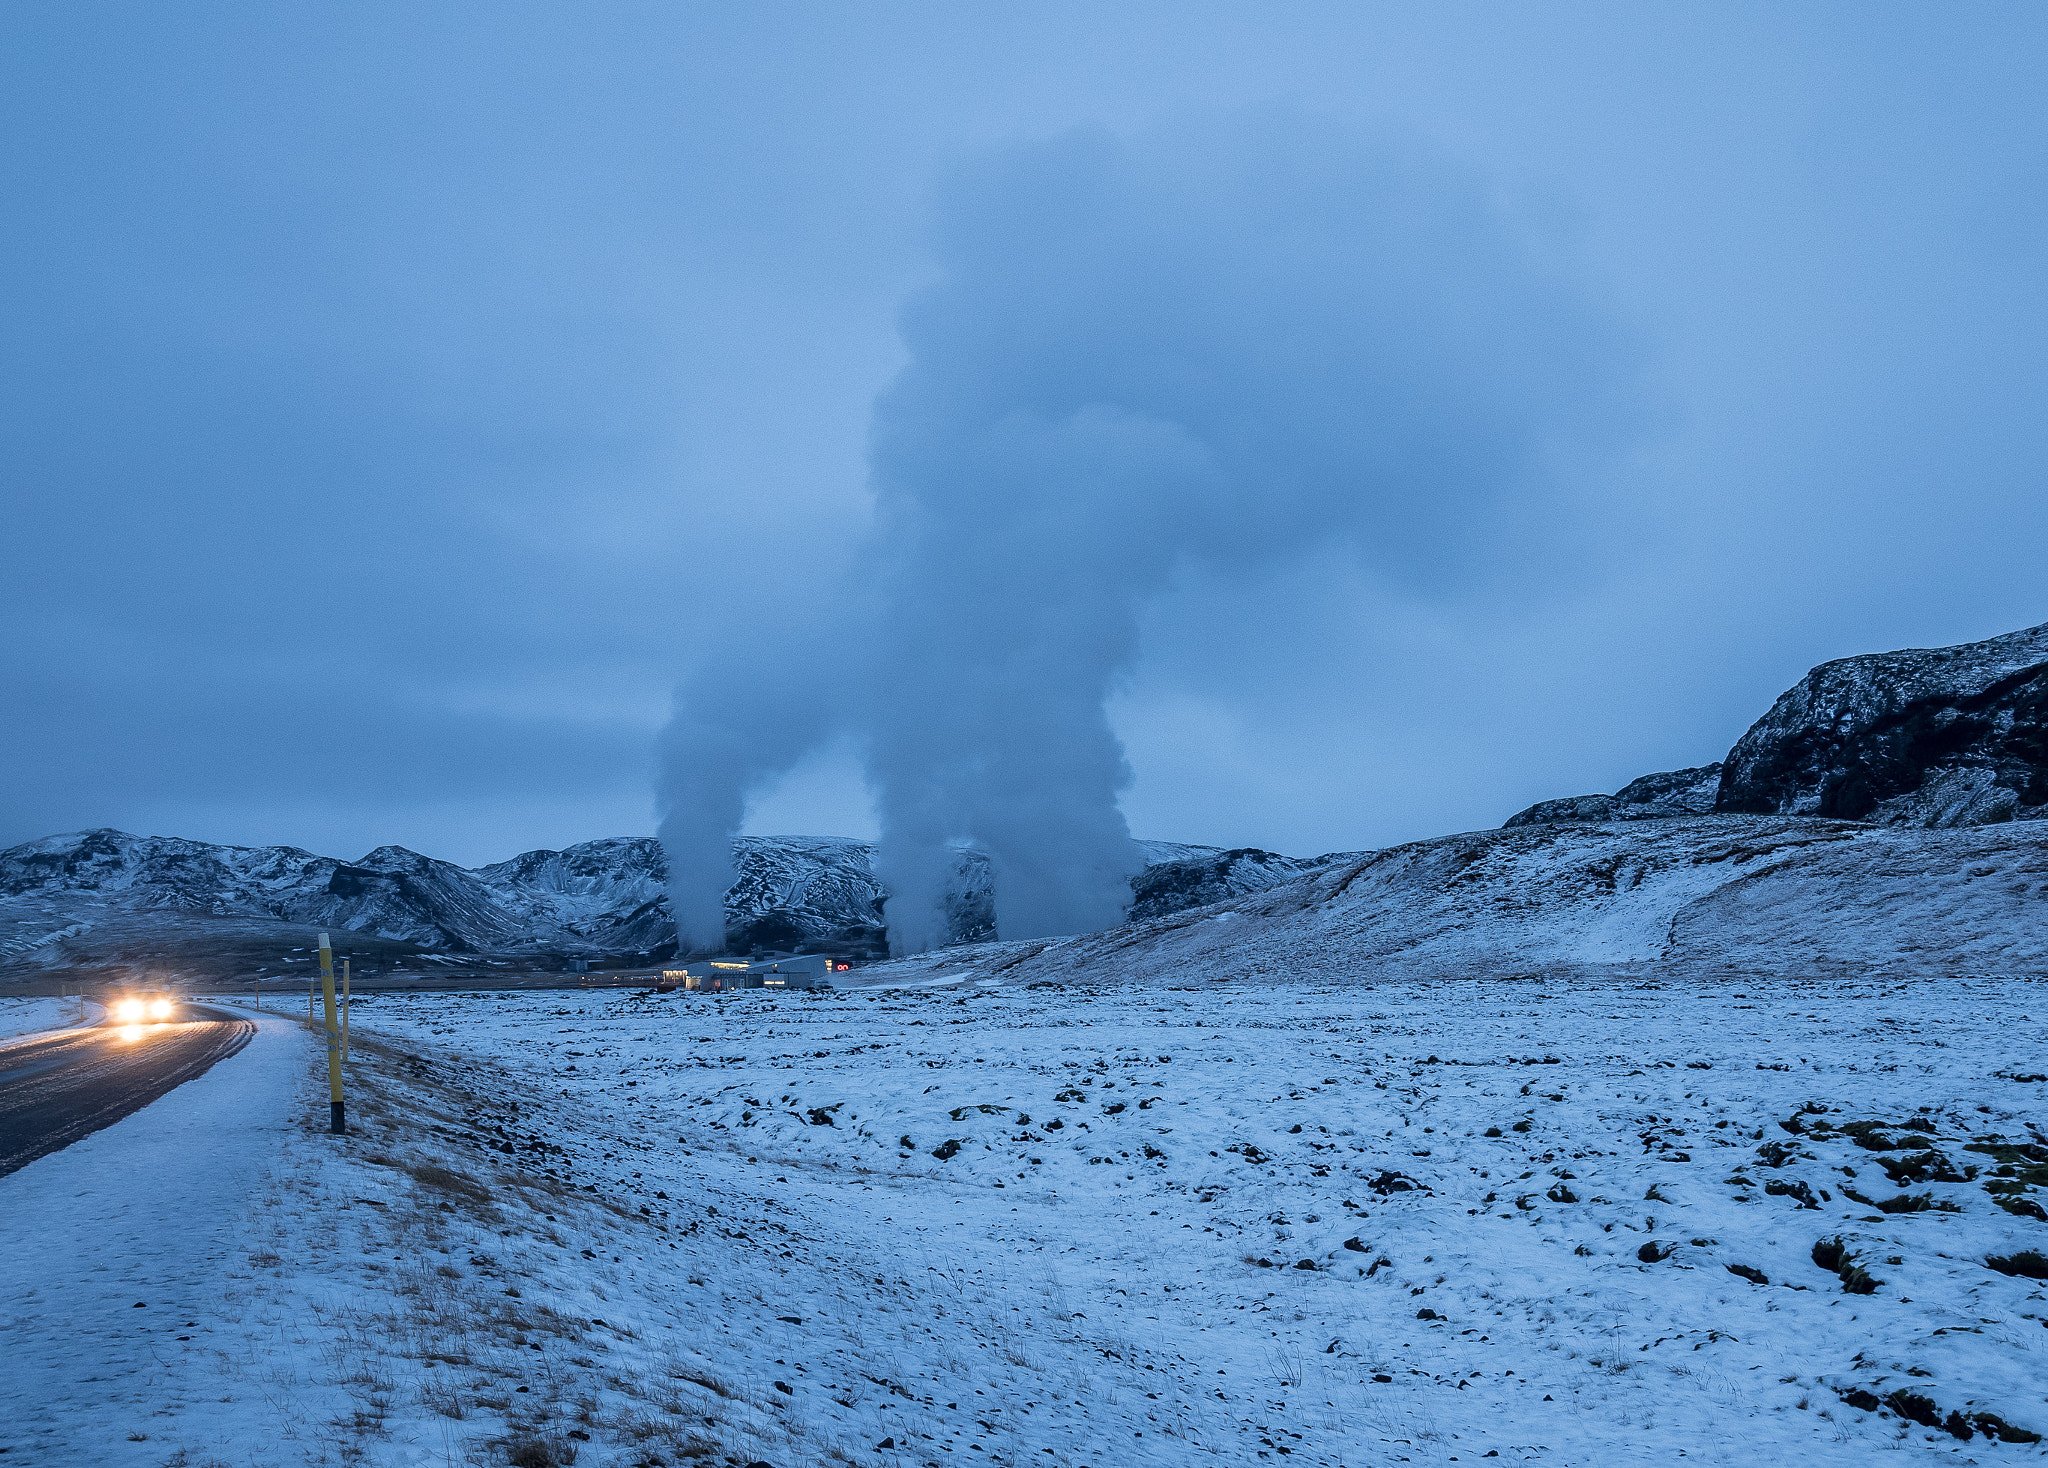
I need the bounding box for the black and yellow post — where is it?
[318,931,346,1134]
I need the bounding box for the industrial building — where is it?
[654,953,853,992]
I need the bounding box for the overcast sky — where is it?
[3,3,2044,867]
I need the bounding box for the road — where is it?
[0,1004,256,1177]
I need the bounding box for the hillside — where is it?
[851,814,2048,987]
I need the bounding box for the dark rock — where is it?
[1885,1390,1944,1430]
[1765,1178,1821,1209]
[1972,1413,2043,1444]
[1717,621,2048,827]
[1985,1250,2048,1280]
[930,1139,963,1161]
[1726,1263,1768,1285]
[1878,1150,1966,1186]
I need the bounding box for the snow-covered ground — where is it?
[1,1009,319,1463]
[0,993,89,1041]
[7,972,2046,1466]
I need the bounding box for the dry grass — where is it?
[253,1017,824,1468]
[403,1159,492,1204]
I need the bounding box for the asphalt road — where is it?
[0,1004,255,1177]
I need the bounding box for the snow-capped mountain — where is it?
[0,827,1322,970]
[0,830,525,953]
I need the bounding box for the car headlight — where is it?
[150,999,174,1019]
[115,999,144,1021]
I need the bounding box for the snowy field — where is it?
[0,993,90,1041]
[7,972,2047,1467]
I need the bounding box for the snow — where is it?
[845,816,2048,988]
[0,994,87,1041]
[0,1008,316,1464]
[7,969,2045,1465]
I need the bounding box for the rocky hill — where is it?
[0,828,1322,975]
[1716,620,2048,826]
[853,813,2048,988]
[1505,620,2047,831]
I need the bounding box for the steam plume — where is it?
[659,110,1632,955]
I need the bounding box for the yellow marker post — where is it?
[318,931,345,1134]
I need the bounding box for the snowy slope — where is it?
[163,972,2039,1468]
[851,815,2048,987]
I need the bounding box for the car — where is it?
[111,993,179,1023]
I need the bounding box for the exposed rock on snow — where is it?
[1504,763,1724,827]
[1717,620,2048,827]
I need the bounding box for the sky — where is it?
[3,2,2045,868]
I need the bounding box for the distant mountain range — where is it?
[0,827,1338,974]
[3,618,2041,981]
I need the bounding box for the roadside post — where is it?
[318,932,346,1134]
[341,957,351,1059]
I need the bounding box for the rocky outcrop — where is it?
[1128,847,1320,921]
[1505,765,1723,828]
[1716,621,2048,827]
[1506,620,2048,831]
